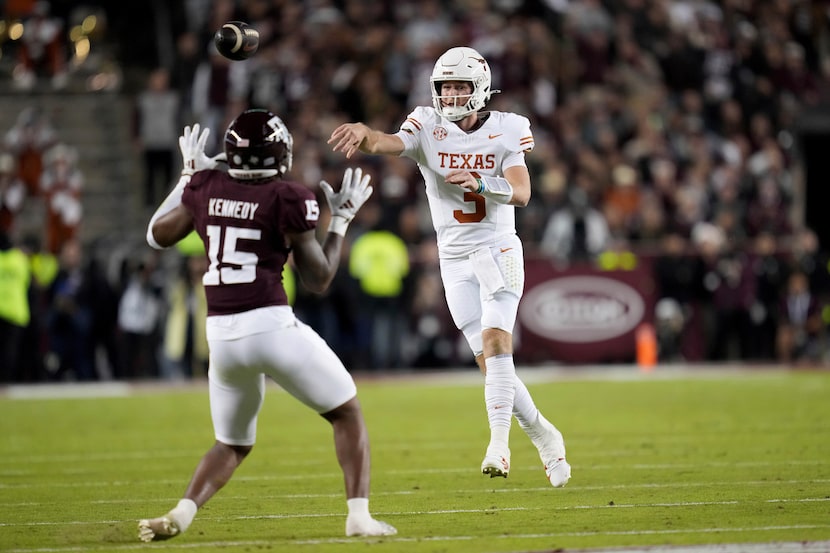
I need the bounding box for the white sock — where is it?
[513,377,565,456]
[347,497,370,520]
[484,354,516,447]
[169,499,197,532]
[512,376,540,431]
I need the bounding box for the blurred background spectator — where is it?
[134,67,181,207]
[0,230,31,382]
[0,152,26,235]
[116,252,162,379]
[39,142,82,255]
[160,253,209,380]
[12,1,67,91]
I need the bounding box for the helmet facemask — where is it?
[430,47,494,121]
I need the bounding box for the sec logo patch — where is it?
[433,127,448,141]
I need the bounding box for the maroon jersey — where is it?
[182,170,320,315]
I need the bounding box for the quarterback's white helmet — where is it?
[430,46,495,121]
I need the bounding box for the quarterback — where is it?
[329,46,570,486]
[139,110,396,541]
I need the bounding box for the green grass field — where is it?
[1,367,829,552]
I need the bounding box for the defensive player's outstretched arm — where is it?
[149,203,194,249]
[328,123,404,158]
[288,229,342,294]
[146,124,217,250]
[290,166,373,293]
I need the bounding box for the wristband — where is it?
[476,175,514,204]
[328,215,350,237]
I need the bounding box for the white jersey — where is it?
[395,106,534,259]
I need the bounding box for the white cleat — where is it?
[138,516,181,542]
[346,517,398,537]
[530,415,571,487]
[481,446,511,478]
[545,457,572,488]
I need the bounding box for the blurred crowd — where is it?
[2,0,830,382]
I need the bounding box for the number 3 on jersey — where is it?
[203,224,261,285]
[453,191,486,223]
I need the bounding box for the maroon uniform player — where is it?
[138,110,396,541]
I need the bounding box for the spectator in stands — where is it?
[44,238,95,381]
[4,106,57,198]
[0,152,26,235]
[134,67,181,207]
[170,32,204,123]
[0,230,32,382]
[776,270,824,365]
[13,1,68,91]
[748,231,788,360]
[161,254,208,380]
[788,227,830,302]
[347,202,411,370]
[17,233,57,382]
[116,253,162,379]
[540,186,609,266]
[38,143,83,255]
[694,222,757,361]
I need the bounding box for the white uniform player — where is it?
[329,46,571,487]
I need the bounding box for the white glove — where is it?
[179,123,217,175]
[320,167,373,235]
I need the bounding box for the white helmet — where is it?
[430,46,496,121]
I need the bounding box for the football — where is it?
[213,21,259,61]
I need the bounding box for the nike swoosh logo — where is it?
[488,134,503,139]
[499,247,513,253]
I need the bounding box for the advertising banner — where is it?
[516,258,656,364]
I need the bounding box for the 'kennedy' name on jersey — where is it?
[438,152,496,170]
[208,198,260,220]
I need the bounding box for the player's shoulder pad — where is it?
[399,106,435,135]
[277,179,316,201]
[279,180,320,225]
[491,111,534,153]
[187,169,217,189]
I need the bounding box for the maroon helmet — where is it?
[224,108,293,180]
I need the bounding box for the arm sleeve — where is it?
[146,175,190,249]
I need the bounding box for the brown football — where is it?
[213,21,259,61]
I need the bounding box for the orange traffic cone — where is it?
[636,323,657,372]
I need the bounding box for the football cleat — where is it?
[481,445,511,478]
[138,516,181,542]
[545,457,572,488]
[528,415,570,487]
[345,517,398,537]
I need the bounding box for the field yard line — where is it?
[3,475,828,490]
[3,530,830,553]
[3,494,828,509]
[5,448,826,466]
[2,497,828,527]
